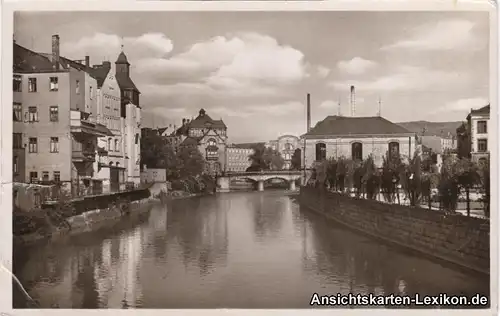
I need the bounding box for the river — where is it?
[13,191,489,309]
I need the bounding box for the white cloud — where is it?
[207,33,306,87]
[319,100,337,109]
[431,97,489,114]
[316,66,331,78]
[330,65,468,92]
[61,32,173,63]
[210,101,304,118]
[382,19,480,51]
[337,57,377,75]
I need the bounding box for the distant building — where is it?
[226,145,254,172]
[301,115,415,168]
[467,104,490,163]
[13,36,113,196]
[266,135,301,170]
[175,108,228,175]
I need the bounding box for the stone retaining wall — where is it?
[14,199,154,247]
[298,186,490,275]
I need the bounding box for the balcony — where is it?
[72,148,96,162]
[71,110,114,137]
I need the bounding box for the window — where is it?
[34,191,41,207]
[285,143,293,151]
[477,121,487,134]
[116,162,120,167]
[75,80,80,94]
[30,171,38,183]
[351,142,363,161]
[13,156,18,174]
[135,133,139,145]
[28,137,38,153]
[284,153,291,160]
[13,133,22,149]
[50,106,59,122]
[13,103,22,122]
[109,162,113,166]
[50,137,59,153]
[13,75,22,92]
[28,106,38,122]
[28,77,37,92]
[89,86,93,99]
[42,171,49,182]
[114,139,119,152]
[108,138,112,151]
[388,142,400,158]
[49,77,58,91]
[477,139,488,152]
[315,143,326,161]
[53,171,60,182]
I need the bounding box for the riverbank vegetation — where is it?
[246,143,285,171]
[141,131,217,196]
[307,149,490,219]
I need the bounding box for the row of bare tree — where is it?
[307,150,490,218]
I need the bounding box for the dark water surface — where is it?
[13,191,489,308]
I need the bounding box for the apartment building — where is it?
[91,60,126,192]
[13,35,113,196]
[115,51,141,185]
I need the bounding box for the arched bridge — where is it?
[217,171,303,192]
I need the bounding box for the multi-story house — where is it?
[467,104,490,163]
[226,145,254,172]
[13,35,113,196]
[302,115,415,168]
[175,108,228,175]
[115,51,141,186]
[91,60,126,192]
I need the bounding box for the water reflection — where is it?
[14,192,489,309]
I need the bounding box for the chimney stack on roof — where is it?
[51,34,60,70]
[306,93,311,133]
[182,118,186,125]
[85,56,90,67]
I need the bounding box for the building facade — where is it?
[266,135,301,170]
[13,35,113,197]
[467,104,490,163]
[175,108,228,175]
[91,60,126,192]
[302,115,415,168]
[115,51,142,185]
[226,146,253,172]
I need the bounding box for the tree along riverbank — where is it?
[13,187,156,247]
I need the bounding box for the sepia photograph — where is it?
[4,2,496,311]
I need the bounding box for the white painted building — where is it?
[467,104,490,163]
[302,115,415,168]
[115,51,142,185]
[92,60,126,192]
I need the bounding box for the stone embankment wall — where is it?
[298,186,490,275]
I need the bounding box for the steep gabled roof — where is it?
[470,104,490,116]
[116,73,140,93]
[14,43,65,73]
[92,63,112,88]
[303,115,413,138]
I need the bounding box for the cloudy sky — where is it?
[15,11,490,143]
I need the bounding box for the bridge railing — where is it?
[224,170,302,176]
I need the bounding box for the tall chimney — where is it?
[51,35,60,70]
[350,85,356,117]
[306,93,311,132]
[85,55,90,67]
